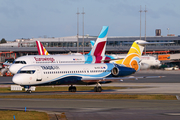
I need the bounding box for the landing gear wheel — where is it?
[26,90,32,94]
[68,86,76,92]
[94,86,102,92]
[97,86,102,92]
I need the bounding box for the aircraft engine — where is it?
[111,67,119,77]
[111,65,136,77]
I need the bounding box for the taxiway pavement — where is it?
[0,70,180,120]
[0,98,180,120]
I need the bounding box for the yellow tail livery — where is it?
[115,40,147,71]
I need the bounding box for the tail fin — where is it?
[115,40,147,71]
[90,26,108,56]
[36,41,50,55]
[87,40,95,55]
[90,40,95,47]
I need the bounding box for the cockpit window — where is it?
[13,61,26,64]
[18,70,35,74]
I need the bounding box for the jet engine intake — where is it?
[111,67,119,77]
[111,65,136,77]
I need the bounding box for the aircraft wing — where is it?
[81,76,165,83]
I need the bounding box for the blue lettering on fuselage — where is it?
[41,66,59,70]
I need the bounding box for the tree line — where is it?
[0,38,7,44]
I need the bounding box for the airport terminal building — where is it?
[0,35,180,62]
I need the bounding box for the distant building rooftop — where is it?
[0,35,179,55]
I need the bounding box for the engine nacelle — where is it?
[111,67,119,76]
[111,65,136,77]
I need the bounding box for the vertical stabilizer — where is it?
[90,26,108,56]
[115,40,147,71]
[36,41,49,55]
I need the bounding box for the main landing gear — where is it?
[68,84,102,92]
[94,83,102,92]
[69,85,76,92]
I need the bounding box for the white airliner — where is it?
[13,63,136,93]
[140,55,161,69]
[12,40,164,93]
[9,26,111,74]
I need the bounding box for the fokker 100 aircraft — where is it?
[12,40,163,93]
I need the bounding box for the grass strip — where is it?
[0,86,129,93]
[0,110,49,120]
[0,94,176,100]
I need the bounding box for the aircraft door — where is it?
[36,68,42,81]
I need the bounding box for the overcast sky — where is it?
[0,0,180,41]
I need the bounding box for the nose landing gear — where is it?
[26,89,32,94]
[25,86,32,94]
[68,85,76,92]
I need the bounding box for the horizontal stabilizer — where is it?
[136,41,174,45]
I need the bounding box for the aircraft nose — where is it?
[156,60,161,66]
[12,74,22,85]
[9,65,19,74]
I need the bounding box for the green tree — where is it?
[0,38,7,44]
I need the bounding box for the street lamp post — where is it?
[76,8,80,53]
[139,5,142,40]
[144,5,147,55]
[82,8,85,55]
[167,28,169,35]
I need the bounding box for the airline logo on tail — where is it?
[90,26,108,56]
[115,40,145,71]
[36,41,49,55]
